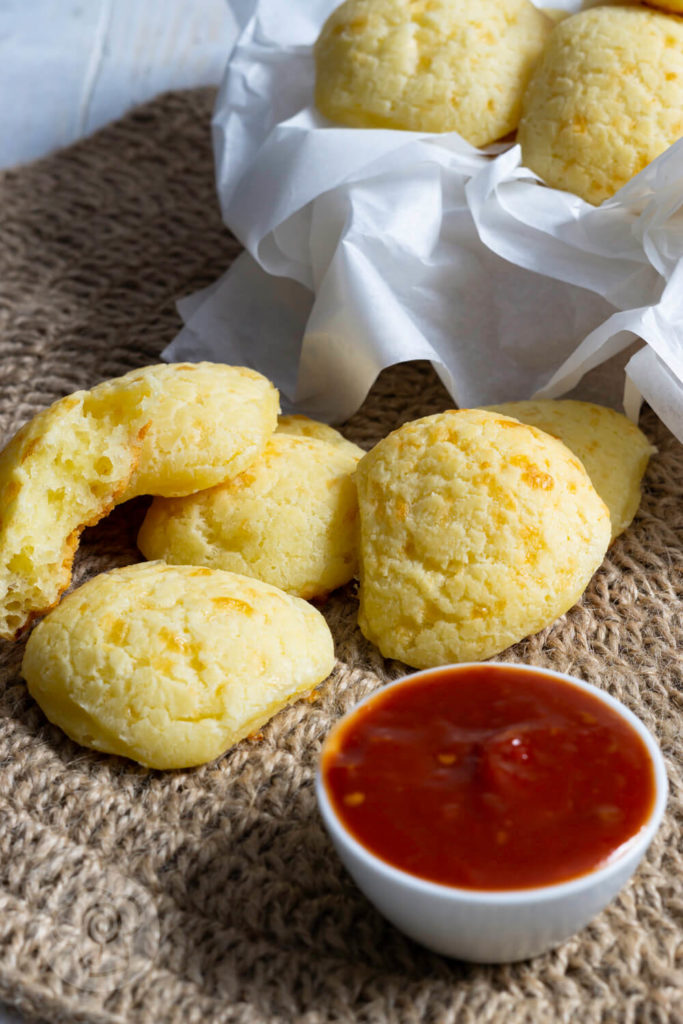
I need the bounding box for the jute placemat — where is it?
[0,89,682,1024]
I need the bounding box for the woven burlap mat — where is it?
[0,89,682,1024]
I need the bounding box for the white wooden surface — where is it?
[0,1,234,1019]
[0,0,234,169]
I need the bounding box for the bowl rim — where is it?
[316,661,669,906]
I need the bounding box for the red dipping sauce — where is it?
[321,666,657,890]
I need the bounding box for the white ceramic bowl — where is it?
[316,663,668,963]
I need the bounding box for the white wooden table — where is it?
[0,1,234,1019]
[0,0,234,169]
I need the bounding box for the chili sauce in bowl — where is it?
[316,664,667,962]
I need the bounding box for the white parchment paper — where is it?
[164,0,683,440]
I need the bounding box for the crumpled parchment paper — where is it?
[164,0,683,441]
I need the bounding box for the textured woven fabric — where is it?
[0,89,682,1024]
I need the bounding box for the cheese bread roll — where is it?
[643,0,683,13]
[276,415,365,460]
[314,0,552,146]
[138,434,361,599]
[484,400,655,542]
[519,6,683,204]
[355,409,611,668]
[0,373,154,639]
[21,562,335,770]
[0,363,277,639]
[120,362,279,500]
